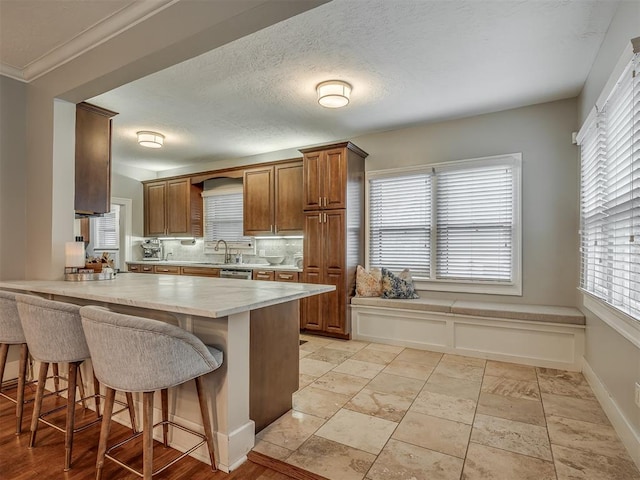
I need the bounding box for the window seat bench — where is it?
[350,297,585,371]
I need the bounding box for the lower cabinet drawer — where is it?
[128,264,154,273]
[253,270,275,281]
[154,265,180,275]
[275,271,299,282]
[181,266,220,277]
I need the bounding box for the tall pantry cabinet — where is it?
[300,142,367,339]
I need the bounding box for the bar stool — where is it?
[0,289,32,435]
[79,306,223,480]
[0,290,86,435]
[15,294,137,471]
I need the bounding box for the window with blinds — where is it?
[367,154,520,291]
[369,173,431,276]
[436,165,514,281]
[578,51,639,321]
[93,204,120,249]
[203,191,253,249]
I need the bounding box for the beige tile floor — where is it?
[253,334,640,480]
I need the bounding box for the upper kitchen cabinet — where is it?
[75,102,118,215]
[300,142,368,211]
[243,160,303,236]
[143,178,203,237]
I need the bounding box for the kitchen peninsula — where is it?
[0,274,334,472]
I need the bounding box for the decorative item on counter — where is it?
[64,241,86,272]
[65,249,115,282]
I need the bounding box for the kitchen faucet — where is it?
[214,239,231,263]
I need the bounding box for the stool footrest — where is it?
[37,394,131,435]
[105,420,207,477]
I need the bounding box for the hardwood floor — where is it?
[0,384,294,480]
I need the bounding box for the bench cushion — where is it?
[351,297,585,325]
[351,296,453,313]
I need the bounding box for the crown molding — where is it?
[0,64,28,82]
[2,0,177,84]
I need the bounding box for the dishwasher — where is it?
[219,269,253,280]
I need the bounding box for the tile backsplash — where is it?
[132,238,302,266]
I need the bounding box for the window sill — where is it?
[414,279,522,296]
[580,290,640,349]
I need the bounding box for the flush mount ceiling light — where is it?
[316,80,351,108]
[137,131,165,148]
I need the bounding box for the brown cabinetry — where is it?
[128,264,220,277]
[275,271,299,282]
[244,161,303,236]
[253,269,299,282]
[128,263,154,273]
[180,266,220,277]
[253,269,275,281]
[301,211,347,335]
[143,178,203,237]
[75,102,118,215]
[154,265,180,275]
[299,142,367,338]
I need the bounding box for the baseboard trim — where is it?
[582,358,640,470]
[248,451,328,480]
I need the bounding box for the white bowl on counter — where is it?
[264,256,285,265]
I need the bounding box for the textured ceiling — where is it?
[87,0,617,172]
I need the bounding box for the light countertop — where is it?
[0,274,332,318]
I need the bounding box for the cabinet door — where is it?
[301,211,324,330]
[275,162,304,233]
[300,270,323,331]
[244,167,274,235]
[323,210,345,271]
[323,272,346,335]
[166,179,190,235]
[75,104,115,215]
[323,148,347,209]
[323,210,347,334]
[144,181,167,236]
[303,212,324,271]
[302,151,323,210]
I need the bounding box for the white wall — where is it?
[112,172,144,238]
[0,76,27,280]
[577,0,640,461]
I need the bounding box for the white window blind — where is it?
[204,192,248,243]
[367,154,520,290]
[436,165,514,281]
[369,173,431,275]
[579,51,640,320]
[93,204,120,249]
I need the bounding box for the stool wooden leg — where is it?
[52,363,60,394]
[77,365,87,409]
[0,344,8,391]
[195,376,217,471]
[93,369,101,416]
[95,387,115,480]
[125,392,137,433]
[15,343,28,435]
[29,361,49,448]
[161,388,168,447]
[64,362,79,471]
[143,391,154,480]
